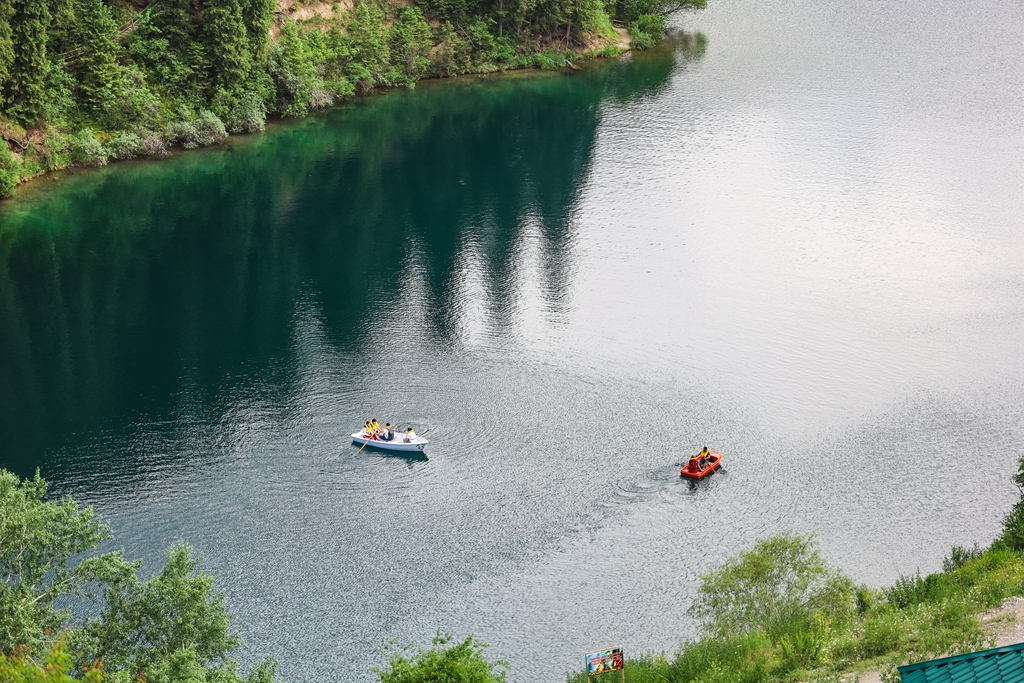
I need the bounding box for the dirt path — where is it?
[615,27,631,50]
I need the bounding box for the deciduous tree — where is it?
[687,533,856,638]
[0,470,132,654]
[373,632,508,683]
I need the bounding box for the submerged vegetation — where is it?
[0,0,706,195]
[567,456,1024,683]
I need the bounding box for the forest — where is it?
[0,0,704,194]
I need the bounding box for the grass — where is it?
[565,544,1024,683]
[567,454,1024,683]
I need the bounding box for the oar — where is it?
[357,427,379,453]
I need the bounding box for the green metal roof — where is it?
[899,643,1024,683]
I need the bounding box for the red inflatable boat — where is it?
[680,452,723,479]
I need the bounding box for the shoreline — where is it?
[0,34,632,202]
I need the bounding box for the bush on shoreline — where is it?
[374,632,509,683]
[566,455,1024,683]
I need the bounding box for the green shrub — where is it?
[226,90,268,133]
[628,28,655,51]
[667,632,776,683]
[859,610,903,658]
[268,20,319,116]
[168,110,227,148]
[913,599,987,657]
[627,13,665,50]
[584,44,626,59]
[688,533,856,639]
[572,0,616,39]
[69,129,109,167]
[943,544,984,573]
[373,632,508,683]
[0,140,20,196]
[98,69,161,131]
[534,49,566,70]
[133,132,169,157]
[956,550,1024,607]
[855,585,877,615]
[104,131,169,160]
[487,37,517,68]
[431,22,473,77]
[346,0,392,91]
[41,62,78,127]
[105,131,143,160]
[998,455,1024,551]
[882,571,958,609]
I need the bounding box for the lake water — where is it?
[2,0,1024,680]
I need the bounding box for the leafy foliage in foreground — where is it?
[0,470,127,653]
[688,533,856,640]
[568,455,1024,683]
[374,632,509,683]
[0,640,105,683]
[0,469,278,683]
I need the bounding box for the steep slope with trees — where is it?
[0,0,705,195]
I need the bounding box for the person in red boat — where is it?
[698,446,711,469]
[688,453,702,473]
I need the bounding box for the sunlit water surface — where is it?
[2,0,1024,680]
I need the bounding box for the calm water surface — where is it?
[2,0,1024,680]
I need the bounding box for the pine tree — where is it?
[0,0,14,90]
[5,0,51,123]
[202,0,251,99]
[239,0,273,58]
[346,0,391,91]
[72,0,123,110]
[151,0,196,53]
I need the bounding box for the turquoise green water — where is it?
[0,42,693,469]
[2,1,1024,681]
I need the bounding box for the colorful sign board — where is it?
[586,647,624,675]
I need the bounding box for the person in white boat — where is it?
[381,423,394,441]
[404,427,416,443]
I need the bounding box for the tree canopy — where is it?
[0,0,709,194]
[687,533,856,638]
[373,633,508,683]
[0,470,128,653]
[0,469,277,683]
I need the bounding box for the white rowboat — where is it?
[351,432,428,452]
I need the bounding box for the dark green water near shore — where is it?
[2,1,1024,681]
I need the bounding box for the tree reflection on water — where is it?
[0,36,707,480]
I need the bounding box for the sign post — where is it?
[585,647,624,683]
